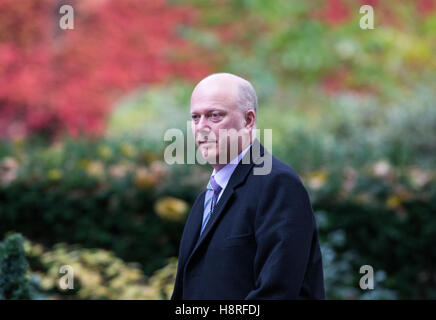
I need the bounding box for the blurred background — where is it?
[0,0,435,300]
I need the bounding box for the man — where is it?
[171,73,325,299]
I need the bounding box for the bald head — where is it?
[191,73,258,123]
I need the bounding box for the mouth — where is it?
[198,140,217,145]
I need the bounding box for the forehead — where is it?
[190,84,239,113]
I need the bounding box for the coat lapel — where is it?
[178,191,205,268]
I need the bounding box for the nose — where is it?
[196,115,210,132]
[193,115,212,143]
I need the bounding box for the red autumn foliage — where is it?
[0,0,210,139]
[312,0,351,26]
[417,0,436,15]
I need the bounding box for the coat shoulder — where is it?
[252,154,305,188]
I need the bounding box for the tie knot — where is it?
[208,175,222,194]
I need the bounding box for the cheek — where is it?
[214,125,228,142]
[228,113,244,128]
[222,118,243,137]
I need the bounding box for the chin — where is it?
[203,151,218,163]
[200,147,218,164]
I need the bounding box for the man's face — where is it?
[190,84,249,166]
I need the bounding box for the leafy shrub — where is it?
[145,257,178,300]
[271,85,436,173]
[308,163,436,299]
[25,241,154,299]
[0,233,32,299]
[0,139,205,275]
[21,239,180,300]
[1,83,435,299]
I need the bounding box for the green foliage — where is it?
[108,84,194,140]
[264,84,436,173]
[1,0,435,300]
[23,240,183,300]
[0,138,203,275]
[313,174,436,299]
[0,233,31,299]
[1,83,436,299]
[182,0,436,95]
[0,184,190,276]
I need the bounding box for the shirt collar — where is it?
[211,143,252,191]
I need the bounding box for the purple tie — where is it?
[200,176,222,236]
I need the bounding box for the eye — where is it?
[210,112,223,121]
[191,114,199,121]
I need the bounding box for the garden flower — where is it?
[98,145,113,160]
[134,167,154,189]
[306,170,328,190]
[108,164,129,179]
[408,167,432,189]
[386,190,411,210]
[79,158,91,169]
[372,160,391,177]
[47,169,63,181]
[149,161,168,182]
[86,161,105,179]
[121,144,136,158]
[154,197,188,222]
[0,156,19,186]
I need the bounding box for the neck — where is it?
[212,138,252,173]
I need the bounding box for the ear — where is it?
[245,109,256,129]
